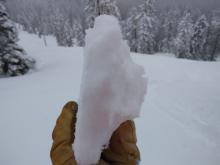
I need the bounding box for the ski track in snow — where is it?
[0,31,220,165]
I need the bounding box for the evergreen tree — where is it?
[136,0,157,54]
[175,11,194,59]
[143,0,155,16]
[51,8,74,47]
[159,16,174,52]
[191,15,209,60]
[62,19,74,47]
[120,19,127,39]
[0,2,35,77]
[99,0,121,18]
[84,0,96,29]
[85,0,121,29]
[159,10,180,53]
[137,15,155,54]
[73,20,85,46]
[125,7,139,52]
[207,10,220,61]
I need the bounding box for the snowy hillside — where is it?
[0,31,220,165]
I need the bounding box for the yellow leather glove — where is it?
[101,120,140,165]
[50,101,140,165]
[50,101,78,165]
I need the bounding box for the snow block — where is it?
[73,15,147,165]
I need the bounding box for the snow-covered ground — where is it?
[0,31,220,165]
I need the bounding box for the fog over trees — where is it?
[4,0,220,61]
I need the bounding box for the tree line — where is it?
[6,0,220,61]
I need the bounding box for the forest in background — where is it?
[5,0,220,61]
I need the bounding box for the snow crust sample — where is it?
[73,15,147,165]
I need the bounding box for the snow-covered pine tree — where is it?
[49,6,85,47]
[191,15,209,60]
[175,11,194,59]
[99,0,121,18]
[51,8,74,47]
[143,0,155,16]
[50,8,64,45]
[136,0,157,54]
[137,15,155,54]
[206,10,220,61]
[73,20,85,46]
[159,16,174,52]
[0,2,35,77]
[84,0,95,29]
[159,10,180,53]
[62,19,74,47]
[125,7,139,52]
[120,19,127,39]
[85,0,121,29]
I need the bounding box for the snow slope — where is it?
[0,31,220,165]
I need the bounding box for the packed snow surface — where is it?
[0,30,220,165]
[73,15,147,165]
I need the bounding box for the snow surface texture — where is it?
[73,15,147,165]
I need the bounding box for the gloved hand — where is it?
[50,101,140,165]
